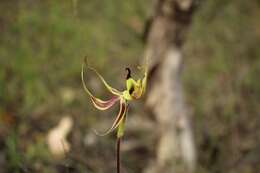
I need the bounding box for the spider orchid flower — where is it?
[81,59,148,138]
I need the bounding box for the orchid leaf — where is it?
[117,111,127,138]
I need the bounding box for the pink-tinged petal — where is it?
[82,64,120,110]
[90,95,120,110]
[94,98,128,136]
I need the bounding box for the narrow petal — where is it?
[90,95,120,110]
[83,59,122,96]
[137,56,149,96]
[93,98,127,136]
[141,61,148,95]
[81,64,120,110]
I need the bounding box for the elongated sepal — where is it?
[81,62,121,110]
[82,59,122,96]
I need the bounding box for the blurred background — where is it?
[0,0,260,173]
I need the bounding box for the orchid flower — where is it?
[81,58,148,173]
[81,59,147,137]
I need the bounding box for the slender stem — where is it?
[117,137,121,173]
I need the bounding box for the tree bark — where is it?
[143,0,196,172]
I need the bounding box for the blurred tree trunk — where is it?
[143,0,196,172]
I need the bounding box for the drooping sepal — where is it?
[81,61,121,110]
[93,98,127,136]
[82,59,122,96]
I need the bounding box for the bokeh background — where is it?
[0,0,260,173]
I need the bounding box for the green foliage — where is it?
[0,0,148,114]
[5,132,22,173]
[0,0,149,172]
